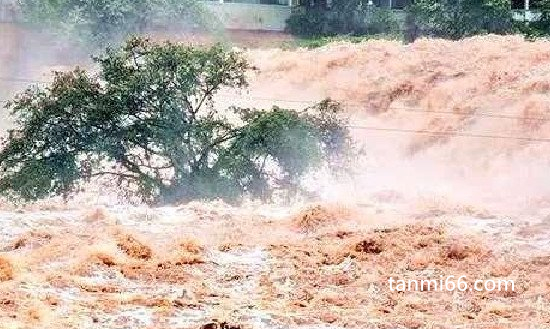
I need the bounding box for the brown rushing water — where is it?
[1,34,550,328]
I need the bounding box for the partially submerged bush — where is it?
[0,38,352,205]
[290,34,400,49]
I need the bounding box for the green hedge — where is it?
[286,2,400,37]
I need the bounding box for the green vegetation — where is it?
[407,0,514,40]
[287,0,550,42]
[286,0,400,38]
[19,0,214,48]
[284,34,402,49]
[516,0,550,38]
[0,38,352,204]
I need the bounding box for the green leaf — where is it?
[0,38,353,204]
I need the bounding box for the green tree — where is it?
[286,0,399,37]
[19,0,215,48]
[518,0,550,37]
[0,38,352,204]
[286,6,330,37]
[327,0,399,35]
[408,0,514,40]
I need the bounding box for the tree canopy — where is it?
[19,0,215,48]
[0,38,352,204]
[286,0,400,37]
[519,0,550,37]
[408,0,514,40]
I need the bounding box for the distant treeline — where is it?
[287,0,550,41]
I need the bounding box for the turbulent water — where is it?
[243,35,550,215]
[1,34,550,328]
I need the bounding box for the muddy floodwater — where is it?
[1,34,550,328]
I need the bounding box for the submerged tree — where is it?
[0,38,352,204]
